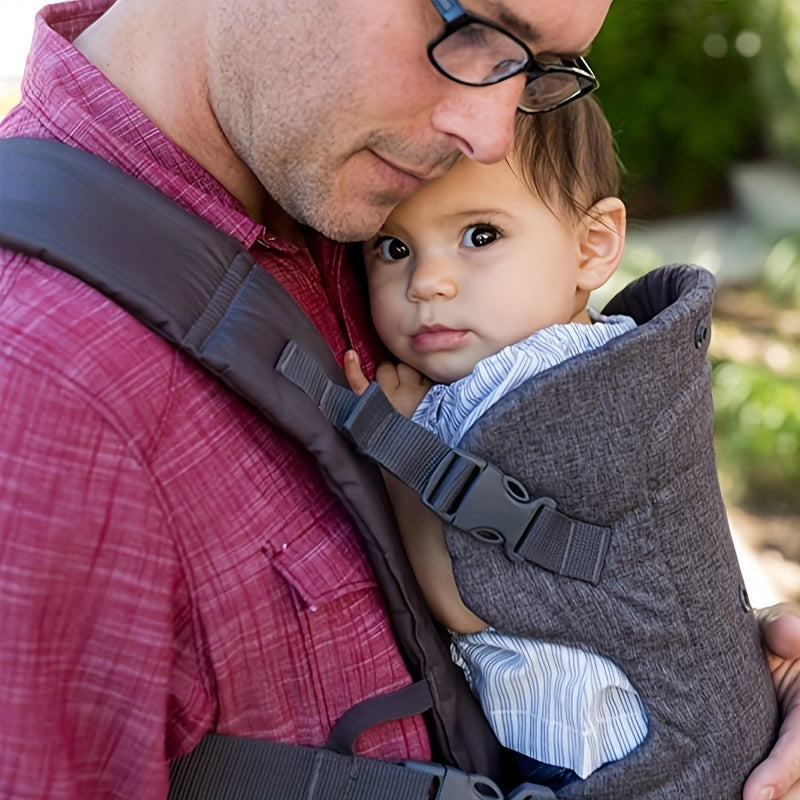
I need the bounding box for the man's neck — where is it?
[73,0,303,242]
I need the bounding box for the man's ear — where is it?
[576,196,626,292]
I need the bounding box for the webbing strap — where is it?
[277,342,611,584]
[325,680,433,754]
[167,735,436,800]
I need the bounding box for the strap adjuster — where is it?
[402,762,558,800]
[277,346,610,583]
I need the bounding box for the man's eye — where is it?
[462,225,500,248]
[376,237,410,261]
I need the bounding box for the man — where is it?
[0,1,797,798]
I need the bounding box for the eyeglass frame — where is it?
[426,0,599,113]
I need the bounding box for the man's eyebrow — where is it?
[483,2,541,43]
[482,1,589,60]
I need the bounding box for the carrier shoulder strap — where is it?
[0,136,517,796]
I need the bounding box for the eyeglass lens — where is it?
[519,73,590,113]
[432,22,528,85]
[430,19,595,112]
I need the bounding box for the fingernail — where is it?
[758,788,774,800]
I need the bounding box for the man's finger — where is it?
[743,721,800,800]
[756,604,800,659]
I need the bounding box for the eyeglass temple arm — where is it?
[430,0,464,25]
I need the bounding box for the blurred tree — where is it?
[749,0,800,162]
[590,0,774,218]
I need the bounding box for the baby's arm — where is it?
[344,351,486,634]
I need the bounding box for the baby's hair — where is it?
[511,95,620,220]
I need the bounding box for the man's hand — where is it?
[744,602,800,800]
[344,351,431,418]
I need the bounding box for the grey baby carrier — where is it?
[440,265,780,798]
[0,137,778,799]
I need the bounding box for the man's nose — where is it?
[407,256,458,302]
[430,75,523,164]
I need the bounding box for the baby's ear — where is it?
[576,196,626,292]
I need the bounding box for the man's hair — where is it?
[511,95,620,219]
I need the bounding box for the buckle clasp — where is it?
[403,761,503,800]
[421,449,555,563]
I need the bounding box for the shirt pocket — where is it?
[266,501,378,610]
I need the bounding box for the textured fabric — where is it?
[411,313,644,777]
[413,312,635,446]
[446,266,779,798]
[0,4,429,800]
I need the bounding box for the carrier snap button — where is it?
[694,319,710,349]
[739,583,753,612]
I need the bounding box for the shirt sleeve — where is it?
[0,356,198,800]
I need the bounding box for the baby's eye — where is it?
[462,224,500,248]
[375,236,411,261]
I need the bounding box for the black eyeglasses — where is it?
[427,0,598,113]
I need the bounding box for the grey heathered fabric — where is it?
[446,265,778,798]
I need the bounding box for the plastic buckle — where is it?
[403,761,504,800]
[422,449,556,563]
[505,783,557,799]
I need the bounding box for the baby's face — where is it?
[363,155,586,384]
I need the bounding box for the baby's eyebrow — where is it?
[445,207,508,220]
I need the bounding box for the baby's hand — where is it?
[375,361,432,418]
[344,351,431,418]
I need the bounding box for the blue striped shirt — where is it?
[412,313,646,777]
[413,313,636,446]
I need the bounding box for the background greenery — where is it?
[590,0,800,217]
[589,0,800,515]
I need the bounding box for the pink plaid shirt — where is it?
[0,2,429,798]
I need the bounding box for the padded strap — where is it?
[0,138,335,394]
[0,136,507,782]
[277,341,611,584]
[167,735,435,800]
[167,735,513,800]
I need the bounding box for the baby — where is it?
[346,96,642,787]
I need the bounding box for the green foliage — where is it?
[763,235,800,305]
[587,1,800,516]
[590,0,772,217]
[749,0,800,162]
[712,359,800,513]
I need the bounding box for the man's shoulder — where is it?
[0,251,205,421]
[1,249,163,349]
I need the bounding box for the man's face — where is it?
[206,0,611,241]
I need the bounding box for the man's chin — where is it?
[309,201,398,243]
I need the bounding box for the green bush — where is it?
[749,0,800,162]
[712,359,800,513]
[763,235,800,305]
